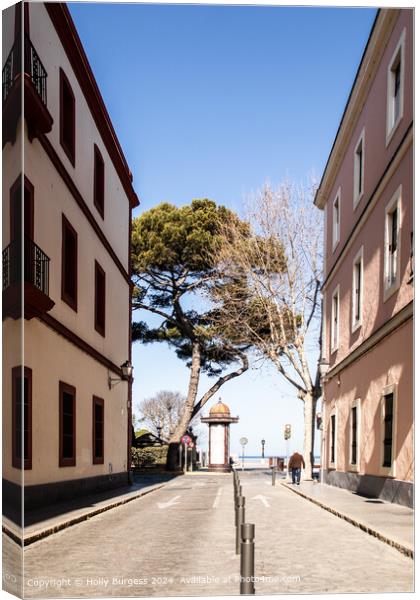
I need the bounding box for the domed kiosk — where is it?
[201,399,239,472]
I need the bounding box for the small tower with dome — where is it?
[201,398,239,472]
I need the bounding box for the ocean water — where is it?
[240,456,321,461]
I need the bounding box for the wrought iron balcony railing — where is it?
[2,35,48,106]
[3,237,50,297]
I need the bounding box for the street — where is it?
[10,471,414,596]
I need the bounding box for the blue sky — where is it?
[69,1,377,457]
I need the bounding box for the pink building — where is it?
[315,9,413,507]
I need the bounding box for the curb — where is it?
[3,481,170,547]
[281,482,413,559]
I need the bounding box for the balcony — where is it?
[2,237,55,320]
[2,35,53,146]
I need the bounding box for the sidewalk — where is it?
[3,472,180,546]
[281,479,414,557]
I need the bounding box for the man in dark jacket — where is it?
[288,451,305,485]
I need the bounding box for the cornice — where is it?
[40,313,124,377]
[38,132,131,285]
[314,9,400,210]
[44,2,140,209]
[324,301,413,382]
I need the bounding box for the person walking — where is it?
[288,451,305,485]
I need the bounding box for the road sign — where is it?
[239,437,248,446]
[181,435,191,445]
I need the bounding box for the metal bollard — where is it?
[235,489,242,525]
[272,467,276,486]
[240,523,255,595]
[236,496,245,554]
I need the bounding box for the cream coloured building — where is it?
[2,2,139,512]
[315,9,413,506]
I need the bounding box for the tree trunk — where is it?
[166,341,201,471]
[302,393,314,480]
[166,442,182,471]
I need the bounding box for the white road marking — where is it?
[212,487,222,508]
[251,494,270,508]
[157,495,181,509]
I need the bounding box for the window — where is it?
[330,285,340,353]
[59,382,76,467]
[60,68,75,165]
[384,187,401,299]
[349,400,361,470]
[92,396,104,464]
[386,30,405,144]
[330,412,337,466]
[12,366,32,470]
[352,248,363,332]
[382,393,394,468]
[353,130,365,207]
[332,189,340,250]
[93,145,105,219]
[61,215,78,311]
[94,261,106,336]
[408,231,413,282]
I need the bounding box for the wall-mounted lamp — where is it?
[108,360,133,389]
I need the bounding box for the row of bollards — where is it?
[233,470,255,595]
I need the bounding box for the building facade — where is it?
[315,9,413,507]
[2,2,139,512]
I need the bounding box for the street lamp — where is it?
[108,361,133,389]
[261,439,265,458]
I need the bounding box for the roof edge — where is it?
[45,2,140,208]
[314,8,400,210]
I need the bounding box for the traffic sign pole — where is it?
[239,437,248,472]
[180,435,192,473]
